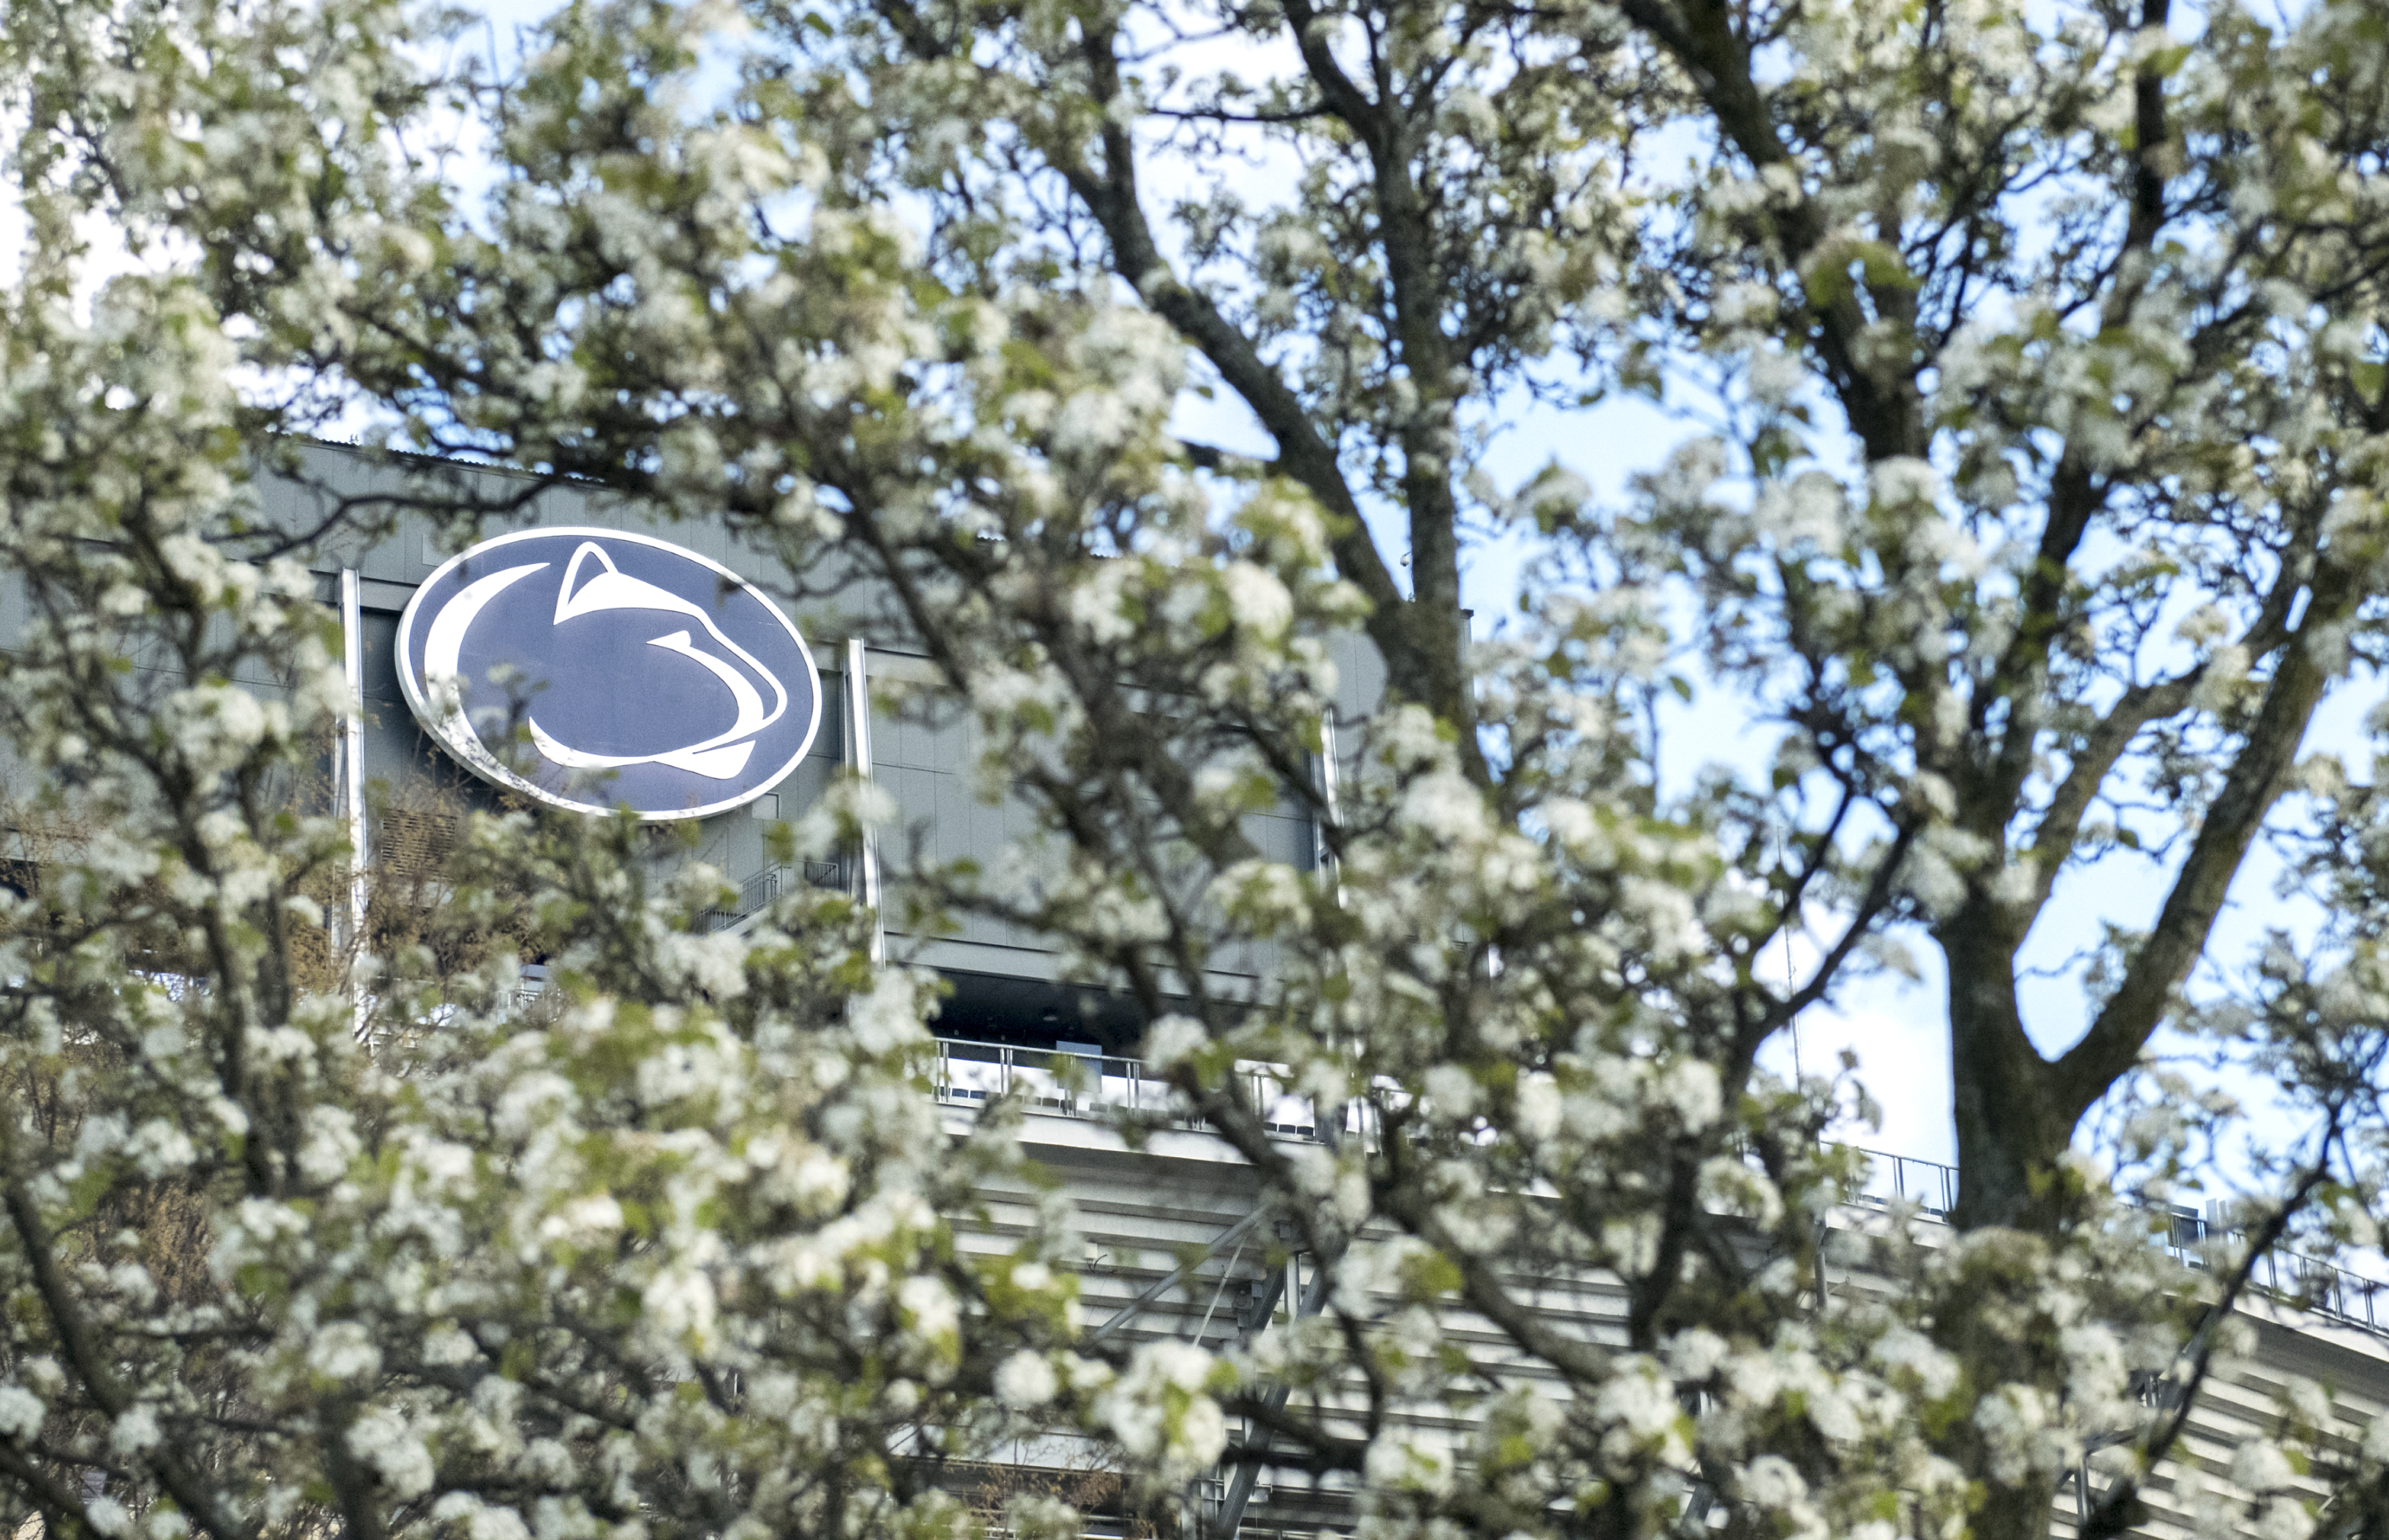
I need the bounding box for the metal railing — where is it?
[706,861,849,934]
[926,1036,2388,1339]
[1848,1146,1960,1216]
[2159,1208,2386,1336]
[2254,1249,2385,1334]
[1832,1148,2385,1338]
[928,1036,1319,1139]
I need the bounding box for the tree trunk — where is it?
[1937,904,2087,1540]
[1942,907,2075,1233]
[1975,1472,2066,1540]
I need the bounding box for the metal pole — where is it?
[1191,1233,1254,1347]
[1315,711,1343,906]
[1212,1257,1333,1539]
[338,571,370,1043]
[1090,1208,1273,1345]
[845,640,885,965]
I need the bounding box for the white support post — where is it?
[338,571,370,1042]
[1315,709,1342,905]
[845,639,885,965]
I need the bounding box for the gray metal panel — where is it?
[271,443,892,644]
[1327,628,1387,727]
[874,679,1053,957]
[0,443,1385,995]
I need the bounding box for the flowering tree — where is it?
[0,270,1094,1540]
[10,0,2389,1536]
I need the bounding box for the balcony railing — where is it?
[2163,1208,2386,1337]
[1849,1145,1960,1216]
[928,1034,1319,1139]
[926,1034,2389,1341]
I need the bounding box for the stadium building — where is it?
[146,442,2389,1538]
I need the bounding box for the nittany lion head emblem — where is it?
[397,528,821,819]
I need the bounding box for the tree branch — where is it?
[2053,562,2356,1118]
[2021,672,2199,910]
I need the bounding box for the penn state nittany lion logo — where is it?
[396,528,821,819]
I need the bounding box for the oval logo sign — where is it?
[396,528,821,821]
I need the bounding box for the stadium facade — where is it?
[117,442,2389,1539]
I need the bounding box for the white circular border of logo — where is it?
[394,526,823,822]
